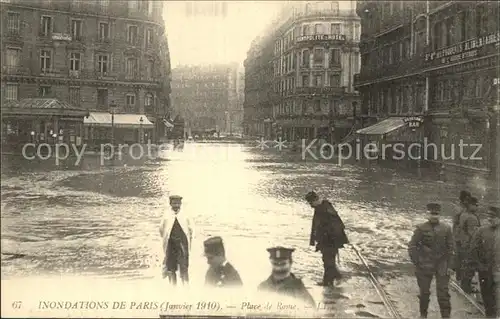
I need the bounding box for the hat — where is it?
[305,191,319,202]
[169,195,182,201]
[204,236,225,255]
[468,197,478,205]
[459,190,472,203]
[267,246,295,260]
[426,203,441,213]
[487,206,500,218]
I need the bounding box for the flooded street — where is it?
[1,143,490,318]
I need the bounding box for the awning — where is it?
[84,112,154,128]
[356,117,405,135]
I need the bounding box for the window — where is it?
[145,93,154,111]
[331,23,341,34]
[146,60,154,80]
[71,0,82,9]
[128,0,138,10]
[146,29,153,47]
[302,24,310,36]
[7,12,20,35]
[97,54,109,74]
[97,89,108,109]
[314,75,323,87]
[6,48,20,69]
[147,1,153,15]
[314,24,323,34]
[99,0,109,12]
[126,58,137,77]
[39,86,51,97]
[69,52,81,71]
[40,16,52,36]
[302,49,310,67]
[99,22,109,40]
[314,100,321,112]
[69,87,80,105]
[71,20,82,39]
[40,49,51,71]
[302,75,309,87]
[330,49,341,65]
[126,94,136,111]
[329,74,340,87]
[5,84,18,101]
[128,25,138,44]
[313,48,324,65]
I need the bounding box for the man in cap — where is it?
[203,236,243,288]
[159,195,194,285]
[258,247,315,308]
[452,191,471,281]
[469,206,500,317]
[305,191,349,287]
[408,203,454,318]
[456,196,481,293]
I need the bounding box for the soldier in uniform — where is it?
[452,190,471,281]
[469,206,500,318]
[408,203,454,318]
[456,196,481,293]
[305,191,349,287]
[203,236,243,288]
[159,195,195,285]
[257,246,315,308]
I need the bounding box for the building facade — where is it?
[171,63,242,136]
[1,0,172,146]
[244,1,361,142]
[354,1,499,178]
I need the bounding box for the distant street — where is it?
[1,142,489,317]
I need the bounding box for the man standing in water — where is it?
[203,236,243,288]
[306,191,349,287]
[408,203,454,318]
[159,195,194,285]
[257,246,315,308]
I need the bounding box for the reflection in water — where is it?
[0,143,493,317]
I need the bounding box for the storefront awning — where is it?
[356,117,405,135]
[84,112,154,128]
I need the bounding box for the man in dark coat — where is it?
[203,236,243,288]
[408,203,454,318]
[452,190,472,281]
[257,246,315,308]
[469,206,500,318]
[306,191,349,286]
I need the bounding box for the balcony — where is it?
[93,71,117,81]
[2,66,30,76]
[295,86,345,95]
[40,69,63,77]
[69,70,80,78]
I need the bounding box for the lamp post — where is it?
[139,116,144,143]
[110,101,116,145]
[30,131,35,143]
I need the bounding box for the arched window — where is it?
[145,93,154,112]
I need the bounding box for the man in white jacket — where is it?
[159,195,194,285]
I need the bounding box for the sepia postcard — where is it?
[1,0,499,318]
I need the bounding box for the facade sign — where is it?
[52,33,72,41]
[425,32,499,65]
[403,116,424,128]
[296,34,346,42]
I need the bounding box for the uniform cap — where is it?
[267,246,295,260]
[426,203,441,213]
[468,197,478,205]
[459,190,472,203]
[204,236,225,255]
[305,191,319,202]
[487,206,500,218]
[169,195,183,201]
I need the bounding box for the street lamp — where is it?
[30,131,35,143]
[139,116,144,143]
[110,101,116,145]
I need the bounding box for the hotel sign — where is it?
[296,34,346,42]
[403,116,424,128]
[425,32,500,65]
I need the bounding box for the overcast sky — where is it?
[163,1,282,67]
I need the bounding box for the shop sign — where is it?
[424,31,500,65]
[403,116,424,128]
[296,34,346,42]
[52,33,72,41]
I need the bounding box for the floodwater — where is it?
[1,142,493,318]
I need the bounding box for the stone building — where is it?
[1,0,172,145]
[354,1,499,178]
[244,1,361,142]
[171,63,241,136]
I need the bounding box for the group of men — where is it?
[158,192,349,308]
[408,191,499,318]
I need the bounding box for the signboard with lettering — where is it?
[403,116,424,128]
[424,32,499,65]
[296,34,346,43]
[52,33,72,41]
